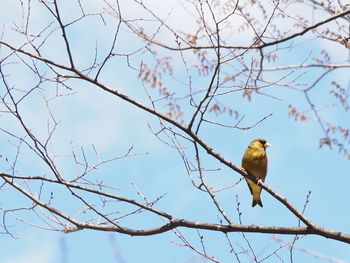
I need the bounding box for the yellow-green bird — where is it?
[241,138,270,207]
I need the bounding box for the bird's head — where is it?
[249,138,271,150]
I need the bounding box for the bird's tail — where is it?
[252,197,263,207]
[247,180,263,207]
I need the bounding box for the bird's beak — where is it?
[264,142,271,148]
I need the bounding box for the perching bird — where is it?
[241,138,270,207]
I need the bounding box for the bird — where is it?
[241,138,270,207]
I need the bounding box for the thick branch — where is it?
[127,9,350,51]
[1,173,350,244]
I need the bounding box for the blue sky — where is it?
[1,0,350,262]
